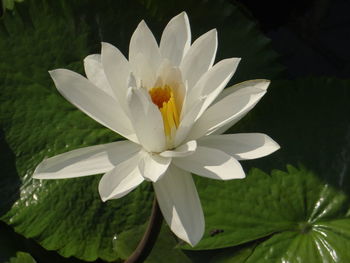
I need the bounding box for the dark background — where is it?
[233,0,350,78]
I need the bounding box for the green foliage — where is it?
[2,0,24,11]
[187,166,350,262]
[6,252,36,263]
[115,223,193,263]
[0,0,283,261]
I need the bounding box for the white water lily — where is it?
[33,12,279,246]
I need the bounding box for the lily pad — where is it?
[187,166,350,263]
[115,223,193,263]
[0,0,284,261]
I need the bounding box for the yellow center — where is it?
[149,85,179,138]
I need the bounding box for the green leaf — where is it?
[6,252,36,263]
[114,223,192,263]
[0,0,283,261]
[2,0,24,11]
[186,166,350,262]
[0,221,88,263]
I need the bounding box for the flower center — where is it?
[149,85,179,138]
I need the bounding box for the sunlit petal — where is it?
[49,69,138,143]
[139,151,171,182]
[180,29,217,90]
[154,165,204,246]
[199,133,280,160]
[160,12,191,66]
[187,81,268,140]
[99,152,144,201]
[33,140,141,179]
[83,54,114,97]
[173,146,245,180]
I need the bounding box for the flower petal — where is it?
[180,29,217,90]
[33,140,141,179]
[153,165,204,246]
[98,152,144,201]
[174,98,205,147]
[49,69,138,142]
[160,12,191,66]
[101,42,131,110]
[199,133,280,160]
[138,151,171,182]
[214,79,270,104]
[131,52,157,88]
[83,54,114,98]
[185,58,240,117]
[157,60,186,112]
[173,146,245,180]
[187,80,269,140]
[127,83,166,152]
[160,140,197,158]
[129,20,161,87]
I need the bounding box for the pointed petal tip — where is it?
[48,69,59,76]
[208,28,218,37]
[185,230,204,246]
[268,138,281,152]
[98,184,109,202]
[258,79,271,90]
[48,68,71,80]
[222,57,241,68]
[177,11,189,21]
[137,19,148,29]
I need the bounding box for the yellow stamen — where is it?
[149,85,179,138]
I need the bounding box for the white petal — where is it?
[101,42,131,111]
[153,165,204,246]
[83,54,114,97]
[199,133,280,160]
[187,80,269,140]
[127,85,166,152]
[211,79,270,135]
[185,58,240,117]
[129,20,161,87]
[33,140,141,179]
[180,29,217,90]
[49,69,138,142]
[160,140,197,158]
[173,146,245,180]
[174,98,205,147]
[160,12,191,66]
[131,52,157,88]
[214,79,270,104]
[98,152,144,201]
[138,151,171,182]
[157,60,186,112]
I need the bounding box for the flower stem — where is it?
[124,197,163,263]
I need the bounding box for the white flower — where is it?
[33,12,279,246]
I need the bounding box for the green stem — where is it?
[124,197,163,263]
